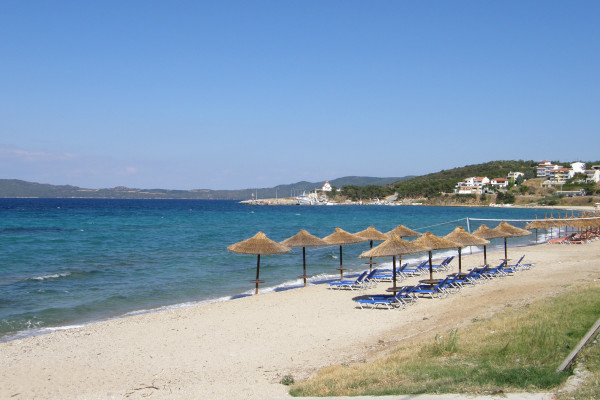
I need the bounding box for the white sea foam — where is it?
[30,272,71,281]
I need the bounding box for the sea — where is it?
[0,198,557,342]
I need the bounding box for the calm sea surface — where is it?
[0,198,552,341]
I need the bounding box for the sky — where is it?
[1,1,599,190]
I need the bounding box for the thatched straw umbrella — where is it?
[359,234,424,294]
[281,229,328,287]
[491,222,531,261]
[322,228,367,280]
[444,227,490,273]
[525,218,547,243]
[472,224,505,265]
[227,232,291,295]
[355,226,388,271]
[412,232,460,285]
[385,224,421,239]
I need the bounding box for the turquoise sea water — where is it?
[0,198,552,341]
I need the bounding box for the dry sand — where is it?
[1,240,600,399]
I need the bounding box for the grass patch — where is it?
[289,286,600,397]
[555,335,600,400]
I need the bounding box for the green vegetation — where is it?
[561,181,598,195]
[289,286,600,397]
[496,192,516,204]
[392,160,538,199]
[556,331,600,400]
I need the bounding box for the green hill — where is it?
[392,160,539,198]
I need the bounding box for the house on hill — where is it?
[536,161,562,178]
[454,177,490,195]
[490,178,508,188]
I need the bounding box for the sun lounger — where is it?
[414,276,452,299]
[508,255,534,271]
[548,234,576,244]
[355,286,418,310]
[430,256,454,272]
[449,269,478,289]
[328,271,368,290]
[481,260,507,279]
[467,265,490,284]
[373,263,408,281]
[361,269,380,288]
[402,260,428,277]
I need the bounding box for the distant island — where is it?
[0,176,412,200]
[1,159,598,208]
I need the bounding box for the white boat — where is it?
[296,192,315,205]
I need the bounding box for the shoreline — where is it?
[0,239,537,344]
[240,198,599,212]
[2,240,599,399]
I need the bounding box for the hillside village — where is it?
[454,161,600,197]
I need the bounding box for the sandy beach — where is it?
[2,240,600,399]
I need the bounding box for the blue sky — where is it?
[1,1,599,190]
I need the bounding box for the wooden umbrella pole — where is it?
[255,254,261,295]
[339,245,343,279]
[369,240,374,272]
[458,247,462,273]
[392,255,397,292]
[428,251,433,283]
[483,245,487,265]
[504,238,508,261]
[302,246,307,287]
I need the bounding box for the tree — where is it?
[515,175,524,186]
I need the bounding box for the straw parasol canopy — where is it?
[525,219,548,243]
[281,229,328,287]
[322,228,367,280]
[355,226,388,271]
[385,224,421,239]
[359,234,424,293]
[412,232,460,283]
[444,227,490,273]
[491,222,531,261]
[227,231,291,295]
[525,219,547,230]
[472,224,505,265]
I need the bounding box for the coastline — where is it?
[241,197,599,213]
[2,240,600,399]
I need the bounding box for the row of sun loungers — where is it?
[353,255,534,310]
[328,269,379,290]
[548,232,599,245]
[328,256,457,291]
[372,256,455,282]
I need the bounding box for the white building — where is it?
[586,169,600,183]
[455,177,490,195]
[536,161,563,178]
[490,178,509,188]
[547,168,572,183]
[321,181,332,192]
[571,162,587,174]
[473,177,490,186]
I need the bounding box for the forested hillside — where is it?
[392,160,539,198]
